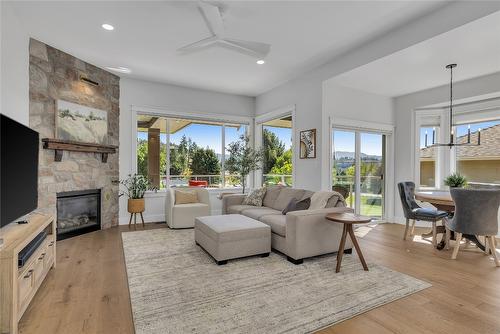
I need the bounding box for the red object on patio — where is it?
[189,180,208,187]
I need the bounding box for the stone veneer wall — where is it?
[29,39,120,229]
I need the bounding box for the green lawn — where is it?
[345,194,383,218]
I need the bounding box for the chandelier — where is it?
[425,64,481,148]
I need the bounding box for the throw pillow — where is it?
[242,187,266,206]
[175,190,198,204]
[282,197,311,215]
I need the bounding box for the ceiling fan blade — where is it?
[220,38,271,58]
[198,1,225,37]
[177,36,218,53]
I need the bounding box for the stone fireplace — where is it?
[29,39,120,229]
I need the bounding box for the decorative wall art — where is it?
[56,100,108,144]
[299,129,316,159]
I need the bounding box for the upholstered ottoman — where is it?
[195,214,271,265]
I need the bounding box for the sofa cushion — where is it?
[272,188,305,211]
[227,204,257,214]
[172,203,210,228]
[260,214,287,237]
[241,207,281,220]
[262,185,284,208]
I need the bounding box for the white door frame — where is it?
[328,117,394,221]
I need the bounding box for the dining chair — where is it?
[445,188,500,266]
[397,181,448,246]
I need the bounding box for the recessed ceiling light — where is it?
[105,66,131,74]
[102,23,114,31]
[256,59,265,65]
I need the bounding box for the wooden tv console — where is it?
[0,213,56,334]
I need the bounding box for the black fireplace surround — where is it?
[56,189,101,240]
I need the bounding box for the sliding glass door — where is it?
[332,130,356,209]
[360,133,385,218]
[332,129,385,218]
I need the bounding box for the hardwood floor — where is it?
[19,223,500,334]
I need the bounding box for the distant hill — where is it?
[334,151,382,161]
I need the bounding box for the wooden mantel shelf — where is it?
[42,138,117,163]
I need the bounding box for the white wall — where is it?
[321,83,394,182]
[322,83,394,126]
[0,2,29,125]
[321,83,395,219]
[119,78,255,224]
[257,75,323,190]
[393,72,500,222]
[255,1,500,193]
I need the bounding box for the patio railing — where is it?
[263,174,293,187]
[332,175,383,210]
[160,174,243,189]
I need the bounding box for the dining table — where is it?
[414,190,485,251]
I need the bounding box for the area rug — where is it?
[122,228,430,334]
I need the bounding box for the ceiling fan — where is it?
[178,1,271,59]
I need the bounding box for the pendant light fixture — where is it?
[426,64,481,148]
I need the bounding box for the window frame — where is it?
[255,105,296,188]
[414,99,500,189]
[328,117,394,221]
[452,118,500,186]
[132,106,253,192]
[414,110,443,189]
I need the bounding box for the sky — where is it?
[332,130,383,156]
[263,126,292,150]
[138,123,292,154]
[419,120,499,148]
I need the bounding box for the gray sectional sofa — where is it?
[222,186,353,264]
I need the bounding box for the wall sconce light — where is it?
[79,76,99,86]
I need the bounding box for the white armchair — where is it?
[165,187,211,228]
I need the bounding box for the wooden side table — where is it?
[326,212,372,273]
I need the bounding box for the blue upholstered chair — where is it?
[398,181,448,247]
[445,188,500,266]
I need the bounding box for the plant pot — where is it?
[128,198,145,213]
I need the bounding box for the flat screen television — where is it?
[0,114,39,227]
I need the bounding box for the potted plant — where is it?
[120,174,155,214]
[225,135,264,194]
[444,172,468,188]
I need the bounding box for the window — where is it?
[261,115,293,186]
[224,124,247,187]
[332,129,385,218]
[455,120,500,186]
[418,126,438,188]
[332,130,356,209]
[137,115,248,189]
[416,106,500,190]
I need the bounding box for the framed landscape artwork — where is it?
[56,100,108,145]
[300,129,316,159]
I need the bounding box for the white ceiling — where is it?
[328,10,500,97]
[7,1,448,96]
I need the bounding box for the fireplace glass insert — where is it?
[56,189,101,240]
